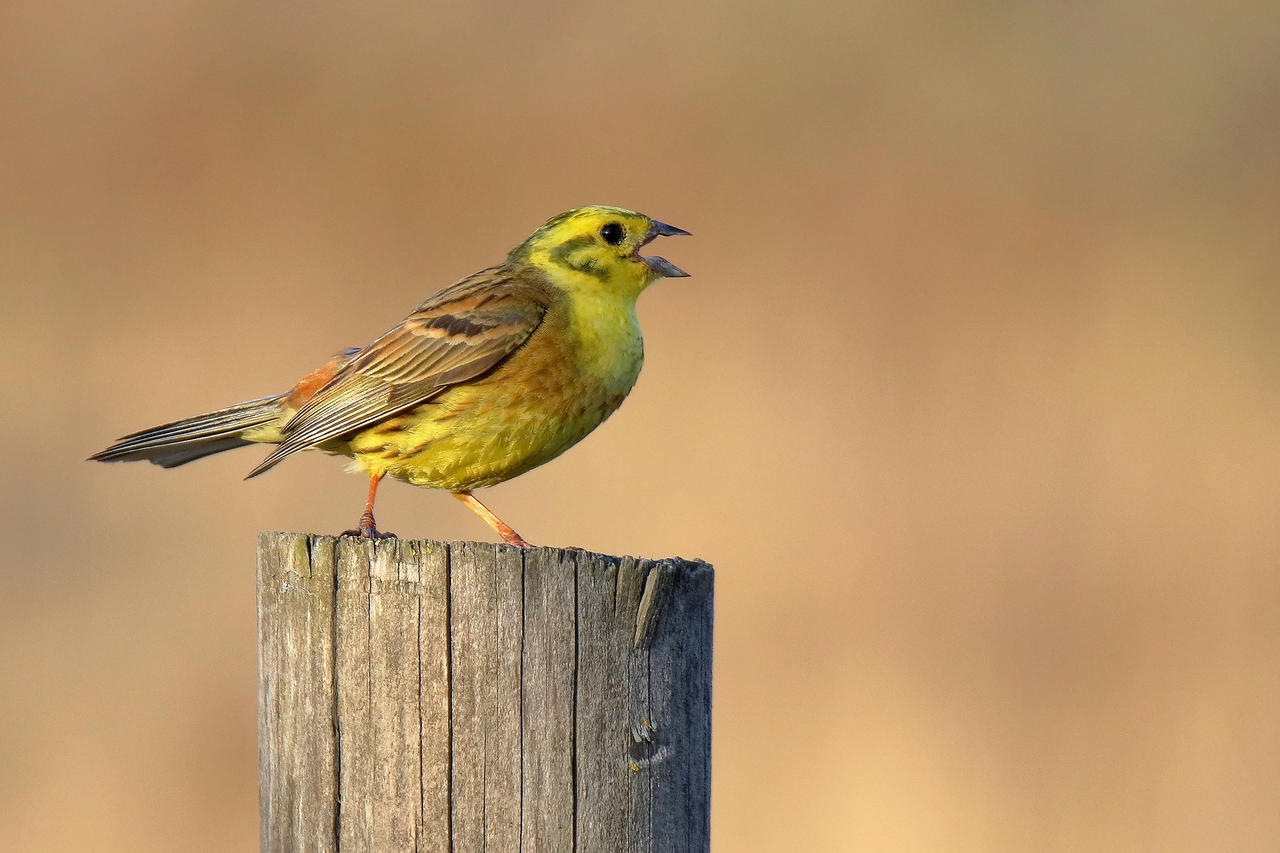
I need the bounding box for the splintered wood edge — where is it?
[258,531,714,652]
[260,532,711,574]
[256,532,716,645]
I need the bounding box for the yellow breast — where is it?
[346,287,644,490]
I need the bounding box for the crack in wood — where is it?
[257,533,711,852]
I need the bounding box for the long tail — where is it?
[89,394,287,468]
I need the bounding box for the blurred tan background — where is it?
[3,1,1280,850]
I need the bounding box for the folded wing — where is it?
[245,268,549,478]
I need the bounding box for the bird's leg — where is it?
[342,473,395,539]
[453,491,532,548]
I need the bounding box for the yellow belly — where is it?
[343,299,643,490]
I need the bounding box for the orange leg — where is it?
[342,473,395,539]
[453,491,532,548]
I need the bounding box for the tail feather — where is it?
[90,394,286,469]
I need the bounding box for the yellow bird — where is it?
[91,205,689,546]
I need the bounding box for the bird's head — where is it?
[509,205,690,299]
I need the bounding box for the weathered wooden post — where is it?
[257,532,713,853]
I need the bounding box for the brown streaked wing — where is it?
[244,267,550,478]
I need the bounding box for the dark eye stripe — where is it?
[549,234,612,281]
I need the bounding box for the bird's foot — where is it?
[340,525,394,537]
[340,527,397,540]
[500,528,534,548]
[453,490,534,548]
[341,511,396,540]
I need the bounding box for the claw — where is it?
[340,522,397,540]
[339,473,395,538]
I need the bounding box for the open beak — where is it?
[639,219,691,278]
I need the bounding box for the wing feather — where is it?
[245,267,549,478]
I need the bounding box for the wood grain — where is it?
[257,532,713,852]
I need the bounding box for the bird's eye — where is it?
[600,222,625,245]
